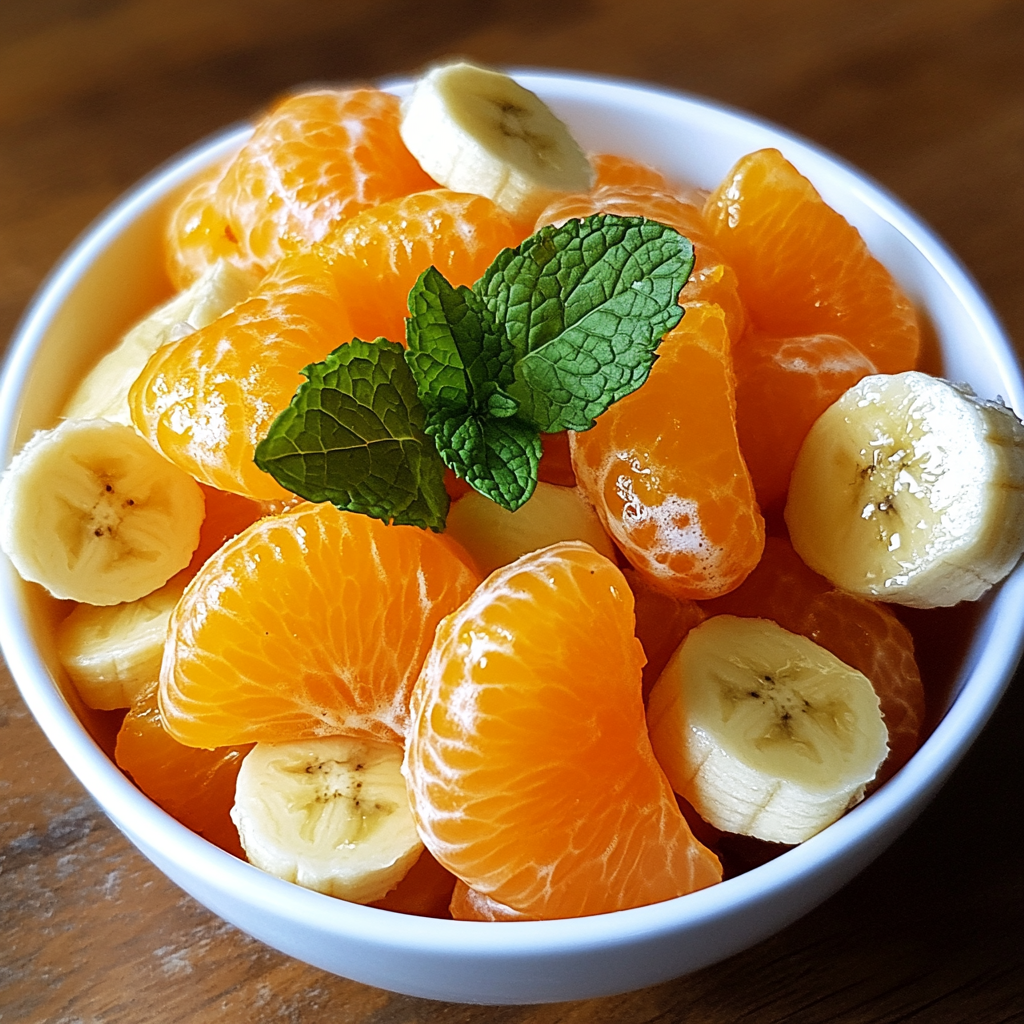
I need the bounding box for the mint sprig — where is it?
[253,339,449,530]
[256,214,693,526]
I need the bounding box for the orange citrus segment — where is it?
[571,302,764,600]
[130,251,352,501]
[404,541,722,919]
[370,849,458,918]
[702,536,925,783]
[734,331,877,511]
[115,682,252,856]
[167,89,437,288]
[320,189,528,345]
[590,153,672,191]
[704,148,920,373]
[536,185,746,340]
[449,881,533,921]
[160,503,481,749]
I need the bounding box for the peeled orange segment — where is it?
[571,302,765,601]
[167,89,437,288]
[450,881,533,921]
[116,682,252,857]
[319,189,528,345]
[733,331,877,511]
[590,154,673,192]
[703,537,925,783]
[535,184,746,340]
[704,148,920,374]
[130,251,353,501]
[160,503,480,749]
[404,541,722,920]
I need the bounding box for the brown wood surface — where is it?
[1,1,1022,1020]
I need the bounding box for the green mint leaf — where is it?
[406,266,513,411]
[254,338,449,531]
[426,405,540,512]
[476,215,694,432]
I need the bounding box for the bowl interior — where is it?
[1,71,1022,1004]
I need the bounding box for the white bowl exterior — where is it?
[2,72,1022,1005]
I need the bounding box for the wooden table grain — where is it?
[2,2,1022,1021]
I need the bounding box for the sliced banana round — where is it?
[63,260,259,425]
[399,62,594,221]
[445,481,616,576]
[56,574,187,710]
[647,615,888,845]
[231,736,423,903]
[785,371,1024,608]
[0,418,205,605]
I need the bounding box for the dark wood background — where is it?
[1,2,1022,1021]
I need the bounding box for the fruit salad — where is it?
[4,61,1024,923]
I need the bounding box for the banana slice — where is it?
[231,736,423,903]
[0,418,205,605]
[56,575,187,710]
[63,260,259,425]
[647,615,888,844]
[785,371,1024,607]
[445,481,616,576]
[399,62,594,221]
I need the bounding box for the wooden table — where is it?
[2,1,1022,1020]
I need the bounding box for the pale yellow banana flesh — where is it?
[786,371,1024,608]
[0,418,205,605]
[231,736,423,903]
[400,62,594,221]
[647,615,888,845]
[445,481,616,576]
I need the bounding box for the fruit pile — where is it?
[4,62,1024,922]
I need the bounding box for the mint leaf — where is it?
[406,266,514,410]
[426,405,540,512]
[476,215,694,432]
[254,338,449,530]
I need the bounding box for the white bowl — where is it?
[1,70,1022,1006]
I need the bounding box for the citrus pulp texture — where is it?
[159,503,481,749]
[702,537,925,783]
[319,188,529,346]
[130,251,352,502]
[571,303,765,600]
[704,148,920,375]
[733,331,877,511]
[116,682,252,857]
[403,541,722,920]
[166,88,436,288]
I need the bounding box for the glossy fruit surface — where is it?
[130,252,352,501]
[702,536,925,782]
[167,89,436,287]
[320,189,528,345]
[404,541,722,920]
[704,148,920,374]
[160,503,480,749]
[733,331,877,510]
[571,302,764,600]
[115,682,251,857]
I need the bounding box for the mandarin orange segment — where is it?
[160,502,480,749]
[167,89,437,288]
[370,849,458,918]
[183,484,268,577]
[130,251,352,501]
[320,189,529,345]
[449,881,533,921]
[115,682,252,857]
[536,185,746,340]
[571,302,764,600]
[734,331,877,511]
[704,148,920,374]
[703,536,925,783]
[404,541,722,920]
[590,153,672,191]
